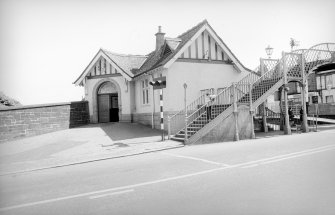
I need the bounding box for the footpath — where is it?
[1,122,334,176]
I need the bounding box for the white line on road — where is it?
[160,152,230,167]
[238,145,335,168]
[262,147,335,165]
[1,144,335,212]
[89,189,134,200]
[241,164,258,168]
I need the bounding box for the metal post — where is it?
[233,83,239,141]
[184,83,188,144]
[160,89,164,141]
[282,52,291,135]
[168,116,171,140]
[300,54,309,133]
[260,58,268,133]
[316,105,319,131]
[249,82,255,139]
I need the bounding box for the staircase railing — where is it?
[168,94,206,137]
[173,43,335,144]
[187,59,285,144]
[168,72,260,139]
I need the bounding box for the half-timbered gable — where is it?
[179,30,231,62]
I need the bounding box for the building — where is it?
[73,20,252,128]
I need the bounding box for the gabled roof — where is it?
[74,19,252,85]
[133,20,208,76]
[74,49,147,85]
[102,49,147,75]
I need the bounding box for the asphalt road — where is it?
[1,129,335,215]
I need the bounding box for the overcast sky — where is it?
[0,0,334,105]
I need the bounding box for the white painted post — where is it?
[160,89,164,141]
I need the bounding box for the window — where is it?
[326,74,333,89]
[326,95,334,103]
[321,76,326,89]
[142,79,149,105]
[316,76,321,90]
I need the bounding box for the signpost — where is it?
[149,77,166,141]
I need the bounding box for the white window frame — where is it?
[141,79,150,105]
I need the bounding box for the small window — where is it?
[326,95,334,103]
[316,76,321,90]
[326,74,333,89]
[321,76,326,89]
[142,79,150,105]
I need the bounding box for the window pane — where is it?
[146,89,149,104]
[142,91,145,104]
[321,76,325,89]
[326,75,333,88]
[326,95,334,103]
[316,76,321,89]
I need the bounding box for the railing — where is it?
[168,94,206,137]
[169,43,335,143]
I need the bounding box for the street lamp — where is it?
[265,45,274,59]
[183,83,188,143]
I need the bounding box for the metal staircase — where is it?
[168,43,335,144]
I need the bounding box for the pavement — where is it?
[1,122,335,176]
[0,123,183,175]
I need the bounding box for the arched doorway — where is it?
[97,82,119,122]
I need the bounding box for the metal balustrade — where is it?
[168,43,335,143]
[168,94,206,137]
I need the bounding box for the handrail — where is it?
[182,43,335,144]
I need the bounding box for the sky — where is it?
[0,0,334,105]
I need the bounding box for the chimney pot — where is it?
[155,26,165,51]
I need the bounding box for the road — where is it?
[1,130,335,215]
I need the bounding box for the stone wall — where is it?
[0,101,89,142]
[194,105,253,144]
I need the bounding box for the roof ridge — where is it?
[101,48,147,58]
[177,19,208,38]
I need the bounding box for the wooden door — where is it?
[98,94,110,123]
[110,95,119,122]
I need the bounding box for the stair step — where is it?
[170,137,185,142]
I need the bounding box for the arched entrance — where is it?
[97,82,119,122]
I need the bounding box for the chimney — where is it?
[155,26,165,51]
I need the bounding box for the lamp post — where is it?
[265,45,274,59]
[183,83,188,144]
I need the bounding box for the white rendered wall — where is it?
[165,61,248,112]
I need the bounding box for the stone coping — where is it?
[0,101,88,111]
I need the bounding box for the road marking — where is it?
[241,164,258,168]
[262,147,335,165]
[1,144,334,212]
[89,189,134,200]
[0,166,232,212]
[237,145,335,168]
[161,152,230,167]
